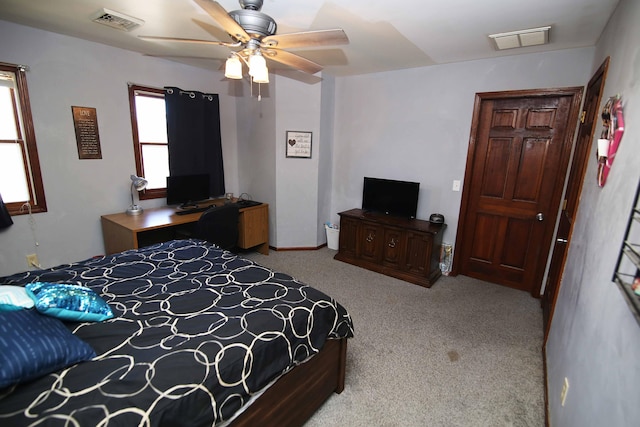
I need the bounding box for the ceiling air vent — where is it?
[92,8,144,32]
[489,26,551,50]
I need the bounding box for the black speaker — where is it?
[429,213,445,224]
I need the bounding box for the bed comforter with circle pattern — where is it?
[0,239,354,426]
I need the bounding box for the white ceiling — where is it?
[0,0,620,77]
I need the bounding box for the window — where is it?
[0,62,47,215]
[128,84,169,200]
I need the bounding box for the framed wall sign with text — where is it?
[71,106,102,159]
[286,131,312,158]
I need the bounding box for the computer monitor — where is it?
[166,174,210,208]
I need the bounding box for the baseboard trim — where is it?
[543,345,550,427]
[270,244,327,251]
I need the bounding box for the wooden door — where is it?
[543,58,609,341]
[454,88,583,295]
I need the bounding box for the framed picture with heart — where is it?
[286,130,312,158]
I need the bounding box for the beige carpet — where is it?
[244,247,544,427]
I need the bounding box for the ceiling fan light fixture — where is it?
[225,55,243,79]
[143,0,347,92]
[252,65,269,84]
[248,52,267,77]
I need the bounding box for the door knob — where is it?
[536,212,544,221]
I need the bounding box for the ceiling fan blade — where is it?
[261,29,349,49]
[263,49,323,74]
[139,35,238,47]
[193,0,251,44]
[143,53,221,60]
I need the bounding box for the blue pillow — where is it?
[0,309,96,388]
[0,285,34,312]
[25,282,113,322]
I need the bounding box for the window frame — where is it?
[128,84,167,200]
[0,62,47,216]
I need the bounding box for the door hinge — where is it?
[580,110,586,123]
[562,199,567,210]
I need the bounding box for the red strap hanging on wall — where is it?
[597,95,624,187]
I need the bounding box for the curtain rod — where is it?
[127,83,217,100]
[166,87,217,101]
[0,61,29,72]
[127,82,163,91]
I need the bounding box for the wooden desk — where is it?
[101,201,269,255]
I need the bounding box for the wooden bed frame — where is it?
[231,338,348,426]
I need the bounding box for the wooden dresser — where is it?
[334,208,445,287]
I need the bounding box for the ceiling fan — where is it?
[139,0,349,81]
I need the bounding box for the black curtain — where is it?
[0,193,13,229]
[164,87,225,196]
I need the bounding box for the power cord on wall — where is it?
[20,202,43,269]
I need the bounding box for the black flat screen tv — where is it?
[362,177,420,219]
[166,174,210,207]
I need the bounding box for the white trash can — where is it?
[325,224,340,250]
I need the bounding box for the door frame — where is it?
[451,87,583,297]
[542,58,610,342]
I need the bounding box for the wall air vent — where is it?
[92,8,144,32]
[489,26,551,50]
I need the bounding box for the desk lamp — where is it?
[126,174,148,215]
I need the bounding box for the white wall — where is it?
[275,75,323,248]
[235,78,278,245]
[0,21,239,276]
[318,75,336,244]
[330,47,595,249]
[546,0,640,425]
[235,73,334,250]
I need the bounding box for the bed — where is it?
[0,239,354,426]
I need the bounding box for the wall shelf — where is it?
[612,179,640,325]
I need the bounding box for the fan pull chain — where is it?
[249,77,262,101]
